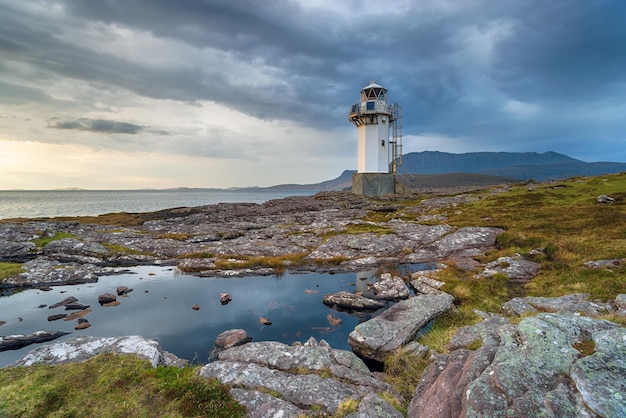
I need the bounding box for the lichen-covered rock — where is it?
[200,361,359,414]
[571,327,626,418]
[9,335,187,368]
[408,313,624,418]
[229,388,307,417]
[348,293,454,362]
[199,339,400,416]
[372,273,409,300]
[406,227,504,262]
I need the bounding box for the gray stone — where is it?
[372,273,410,300]
[407,226,504,262]
[409,274,445,289]
[477,254,540,281]
[616,294,626,309]
[596,194,615,204]
[584,258,625,269]
[322,291,386,311]
[502,293,613,317]
[10,335,187,368]
[410,279,445,295]
[200,361,359,415]
[0,241,34,262]
[348,293,454,362]
[346,393,403,418]
[64,302,90,310]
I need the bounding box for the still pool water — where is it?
[0,266,396,367]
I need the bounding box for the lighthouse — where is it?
[348,81,402,195]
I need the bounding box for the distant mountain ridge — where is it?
[265,151,626,191]
[398,151,581,175]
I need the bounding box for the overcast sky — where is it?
[1,0,625,189]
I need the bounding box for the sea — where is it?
[0,189,316,220]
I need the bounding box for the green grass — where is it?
[0,354,246,418]
[32,231,77,248]
[0,262,24,283]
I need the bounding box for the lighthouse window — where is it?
[366,101,375,110]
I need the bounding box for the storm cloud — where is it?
[50,118,143,134]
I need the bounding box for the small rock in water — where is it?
[116,286,133,296]
[327,314,343,327]
[65,302,90,311]
[37,304,47,308]
[48,314,67,321]
[75,320,91,330]
[192,304,200,310]
[0,321,6,326]
[220,293,232,305]
[98,293,117,305]
[103,301,121,307]
[49,296,78,309]
[64,309,92,321]
[259,317,272,325]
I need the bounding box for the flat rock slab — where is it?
[478,254,540,281]
[348,293,453,362]
[501,293,614,317]
[323,291,386,311]
[10,335,187,368]
[0,330,70,352]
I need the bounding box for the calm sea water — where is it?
[0,189,316,220]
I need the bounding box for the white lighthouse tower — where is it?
[348,81,402,195]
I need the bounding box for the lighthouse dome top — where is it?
[362,81,385,90]
[360,81,388,101]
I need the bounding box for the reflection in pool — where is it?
[0,266,400,367]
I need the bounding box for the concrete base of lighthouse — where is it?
[352,173,396,196]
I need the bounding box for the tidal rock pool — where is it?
[0,266,400,366]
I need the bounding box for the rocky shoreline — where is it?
[2,189,626,416]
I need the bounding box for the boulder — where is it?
[0,330,70,352]
[322,291,386,311]
[596,194,615,204]
[10,335,187,368]
[372,273,410,300]
[408,313,622,418]
[348,293,454,362]
[214,329,252,353]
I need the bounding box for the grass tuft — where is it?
[0,354,246,418]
